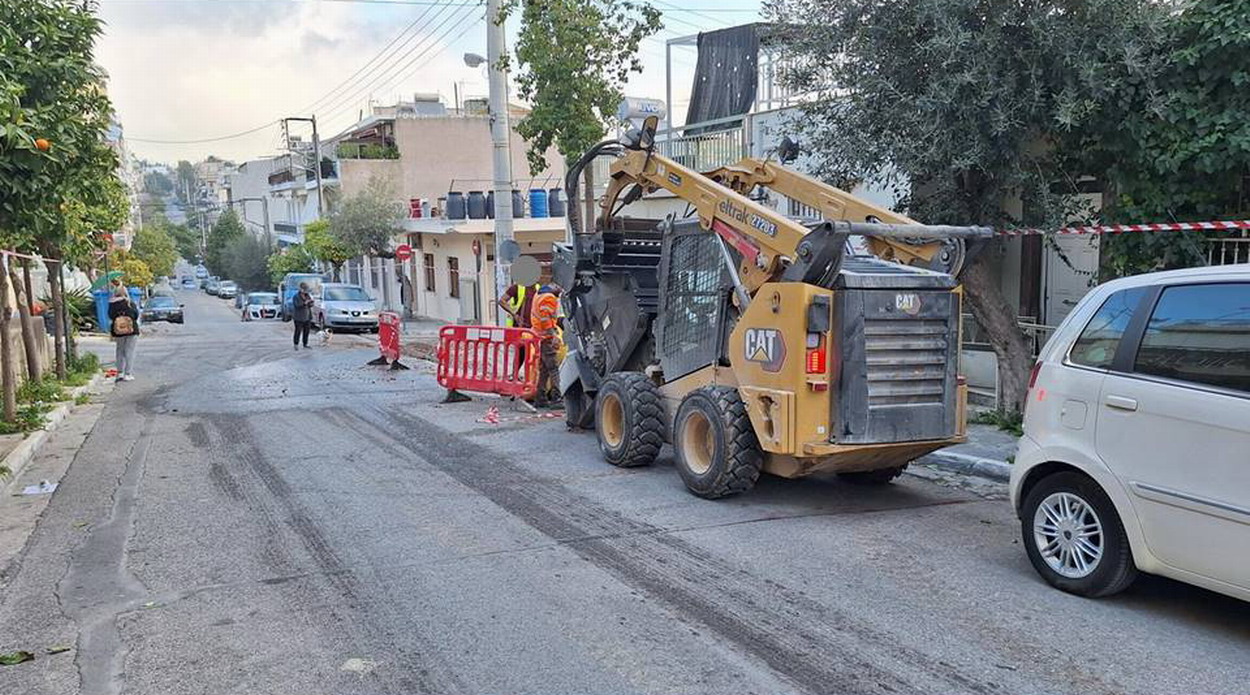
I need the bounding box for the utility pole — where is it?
[466,0,515,325]
[282,116,327,219]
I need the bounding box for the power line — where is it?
[126,121,278,144]
[298,0,446,113]
[318,6,483,132]
[312,1,475,122]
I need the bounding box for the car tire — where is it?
[595,372,664,468]
[837,465,907,485]
[1021,471,1137,598]
[673,386,762,499]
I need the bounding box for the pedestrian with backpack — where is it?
[108,285,140,381]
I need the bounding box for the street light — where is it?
[463,53,486,68]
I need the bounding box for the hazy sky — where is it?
[94,0,762,164]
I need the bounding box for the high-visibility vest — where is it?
[531,292,560,337]
[505,284,539,327]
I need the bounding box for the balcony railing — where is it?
[1207,236,1250,266]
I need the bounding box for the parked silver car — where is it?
[313,283,379,333]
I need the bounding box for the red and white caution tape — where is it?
[999,220,1250,236]
[476,404,565,425]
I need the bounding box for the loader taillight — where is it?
[806,347,827,374]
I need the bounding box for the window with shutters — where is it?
[423,253,435,293]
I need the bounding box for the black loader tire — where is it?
[673,386,762,499]
[838,465,907,485]
[595,372,664,468]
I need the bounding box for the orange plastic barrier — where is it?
[436,325,540,399]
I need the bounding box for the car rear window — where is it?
[1133,283,1250,393]
[1068,287,1147,369]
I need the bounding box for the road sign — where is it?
[394,244,413,262]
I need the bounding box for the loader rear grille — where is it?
[864,318,948,406]
[835,289,959,444]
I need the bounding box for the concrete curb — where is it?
[916,450,1013,482]
[0,372,106,496]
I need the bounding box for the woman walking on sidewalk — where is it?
[108,285,140,381]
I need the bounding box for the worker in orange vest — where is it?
[529,285,562,407]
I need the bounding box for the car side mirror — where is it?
[179,304,185,308]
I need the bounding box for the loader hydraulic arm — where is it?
[702,158,949,269]
[600,147,815,293]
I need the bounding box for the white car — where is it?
[1011,264,1250,601]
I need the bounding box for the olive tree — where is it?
[764,0,1172,412]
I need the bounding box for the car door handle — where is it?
[1104,395,1138,412]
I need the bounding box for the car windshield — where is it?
[325,287,370,301]
[146,297,176,308]
[249,293,278,305]
[219,282,237,289]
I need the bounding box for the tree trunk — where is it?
[10,263,40,381]
[959,248,1034,413]
[0,264,16,422]
[47,263,67,381]
[62,264,76,363]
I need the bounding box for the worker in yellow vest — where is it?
[498,282,540,328]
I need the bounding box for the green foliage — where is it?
[765,0,1170,230]
[505,0,662,174]
[1095,0,1250,278]
[42,285,96,332]
[971,409,1024,438]
[167,221,201,263]
[328,176,402,257]
[69,350,99,375]
[144,170,174,195]
[267,244,316,285]
[0,0,122,261]
[0,403,51,435]
[74,392,90,405]
[222,233,271,291]
[17,378,65,405]
[130,222,179,278]
[205,209,245,276]
[175,160,195,201]
[304,218,356,275]
[336,142,399,160]
[110,252,153,289]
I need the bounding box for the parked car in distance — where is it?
[1011,264,1250,602]
[313,283,379,333]
[242,292,280,321]
[181,277,197,289]
[141,295,184,324]
[217,281,238,300]
[195,266,208,279]
[204,277,220,295]
[278,272,325,321]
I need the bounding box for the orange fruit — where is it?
[34,138,50,152]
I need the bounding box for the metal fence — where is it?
[1207,236,1250,266]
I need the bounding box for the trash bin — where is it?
[93,289,110,332]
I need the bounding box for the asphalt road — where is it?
[1,289,1248,695]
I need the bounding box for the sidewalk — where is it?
[914,423,1019,482]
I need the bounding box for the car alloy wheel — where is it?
[1033,491,1103,579]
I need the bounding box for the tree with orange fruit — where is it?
[0,0,124,420]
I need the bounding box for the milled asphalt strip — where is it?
[57,418,153,695]
[342,403,1008,695]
